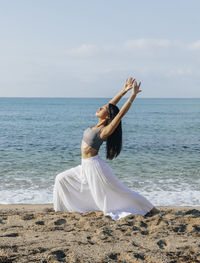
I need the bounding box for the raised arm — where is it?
[108,77,135,105]
[100,80,141,139]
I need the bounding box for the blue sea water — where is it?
[0,97,199,206]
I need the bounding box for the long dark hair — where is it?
[105,103,122,160]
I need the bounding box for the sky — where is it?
[0,0,200,98]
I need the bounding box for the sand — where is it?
[0,204,199,263]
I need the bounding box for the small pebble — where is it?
[157,239,167,249]
[132,226,140,231]
[134,253,145,260]
[23,214,34,220]
[193,225,200,232]
[173,224,186,233]
[103,229,113,236]
[5,233,19,237]
[50,250,66,260]
[140,221,148,228]
[54,219,66,225]
[141,230,149,235]
[132,241,138,247]
[35,221,45,225]
[108,253,118,260]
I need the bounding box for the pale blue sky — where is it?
[0,0,200,97]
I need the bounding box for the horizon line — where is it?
[0,97,200,99]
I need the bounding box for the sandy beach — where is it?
[0,204,199,263]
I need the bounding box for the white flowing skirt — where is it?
[53,155,154,220]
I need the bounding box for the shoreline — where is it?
[0,204,199,262]
[1,203,200,211]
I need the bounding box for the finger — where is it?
[138,81,141,88]
[131,78,135,85]
[124,78,129,88]
[128,77,132,84]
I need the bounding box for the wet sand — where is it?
[0,204,199,263]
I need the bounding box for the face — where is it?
[95,104,109,119]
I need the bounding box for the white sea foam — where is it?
[0,186,199,206]
[0,187,53,204]
[139,189,200,207]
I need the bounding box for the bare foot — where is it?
[145,207,160,217]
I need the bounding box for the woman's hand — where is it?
[132,80,142,96]
[122,77,135,93]
[108,77,135,105]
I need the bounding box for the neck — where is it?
[95,118,107,128]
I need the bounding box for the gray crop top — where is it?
[82,127,106,150]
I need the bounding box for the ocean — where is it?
[0,97,199,206]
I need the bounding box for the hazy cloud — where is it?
[62,39,200,75]
[1,38,200,97]
[187,40,200,51]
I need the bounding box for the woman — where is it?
[53,77,158,220]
